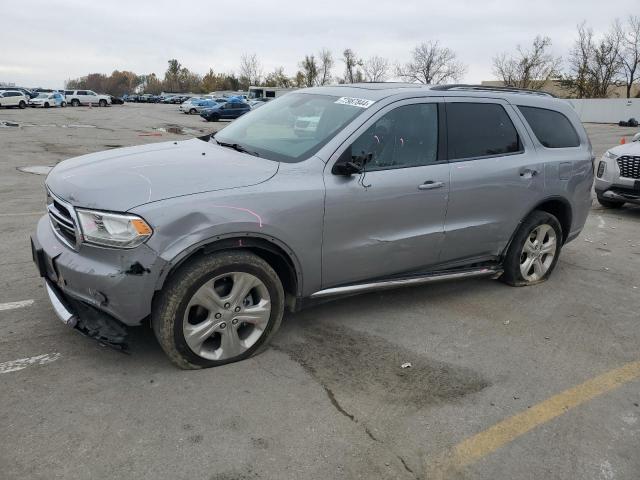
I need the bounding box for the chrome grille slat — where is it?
[617,155,640,179]
[47,190,80,250]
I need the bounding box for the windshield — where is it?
[36,93,48,98]
[213,93,368,162]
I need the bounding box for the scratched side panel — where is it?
[134,158,326,296]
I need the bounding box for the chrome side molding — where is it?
[310,267,502,299]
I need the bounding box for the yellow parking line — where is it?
[429,360,640,477]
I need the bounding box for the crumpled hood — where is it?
[46,138,278,211]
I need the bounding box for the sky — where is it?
[1,0,635,88]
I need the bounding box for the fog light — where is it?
[597,161,606,178]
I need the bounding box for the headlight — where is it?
[604,150,618,161]
[76,209,152,248]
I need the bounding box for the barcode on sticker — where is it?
[335,97,375,108]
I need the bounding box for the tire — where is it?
[501,210,562,287]
[597,196,625,209]
[71,99,80,107]
[152,250,285,369]
[44,102,50,108]
[61,101,66,107]
[209,114,220,122]
[189,108,196,114]
[18,100,26,109]
[99,99,107,107]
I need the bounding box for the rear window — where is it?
[517,106,580,148]
[447,103,522,160]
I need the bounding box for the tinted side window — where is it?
[350,103,439,170]
[447,103,521,160]
[517,106,580,148]
[77,90,87,95]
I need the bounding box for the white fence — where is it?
[566,98,640,124]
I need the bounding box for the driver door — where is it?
[322,99,450,287]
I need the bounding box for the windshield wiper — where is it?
[215,139,260,157]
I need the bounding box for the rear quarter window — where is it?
[517,106,580,148]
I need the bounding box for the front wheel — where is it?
[152,251,285,369]
[71,99,80,107]
[61,101,66,107]
[18,100,26,109]
[501,211,562,286]
[99,99,107,107]
[189,108,196,114]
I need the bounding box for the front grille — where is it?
[617,155,640,179]
[47,192,79,249]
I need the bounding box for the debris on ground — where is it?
[400,362,412,369]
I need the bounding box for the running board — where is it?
[310,267,502,299]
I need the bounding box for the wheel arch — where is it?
[154,234,302,309]
[502,196,573,258]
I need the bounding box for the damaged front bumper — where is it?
[32,214,168,340]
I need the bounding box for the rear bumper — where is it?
[32,214,167,326]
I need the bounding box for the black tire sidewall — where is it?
[155,252,284,369]
[502,211,563,286]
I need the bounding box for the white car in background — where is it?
[0,90,28,109]
[179,97,202,112]
[30,92,66,108]
[293,115,320,137]
[64,90,111,107]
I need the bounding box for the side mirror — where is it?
[332,146,372,176]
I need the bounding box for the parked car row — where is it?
[0,88,120,109]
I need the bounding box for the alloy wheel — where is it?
[519,224,557,282]
[182,272,271,361]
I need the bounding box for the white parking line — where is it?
[0,299,34,311]
[0,353,61,374]
[0,212,44,217]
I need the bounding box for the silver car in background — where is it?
[595,139,640,207]
[32,84,594,369]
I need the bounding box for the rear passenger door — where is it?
[439,98,543,265]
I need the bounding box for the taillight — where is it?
[597,161,606,178]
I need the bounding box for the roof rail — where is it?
[430,84,556,98]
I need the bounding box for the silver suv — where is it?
[595,138,640,208]
[31,84,594,369]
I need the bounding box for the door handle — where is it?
[418,180,444,190]
[519,168,539,179]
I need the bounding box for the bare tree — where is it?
[396,41,466,84]
[318,49,334,85]
[492,36,561,90]
[616,16,640,98]
[565,22,623,98]
[342,48,363,83]
[264,67,293,88]
[239,53,262,88]
[300,55,319,87]
[363,56,390,82]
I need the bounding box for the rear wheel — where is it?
[209,114,220,122]
[152,251,284,369]
[44,102,50,108]
[71,99,80,107]
[501,210,562,286]
[597,196,625,209]
[61,101,66,107]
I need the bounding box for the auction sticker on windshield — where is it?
[335,97,375,108]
